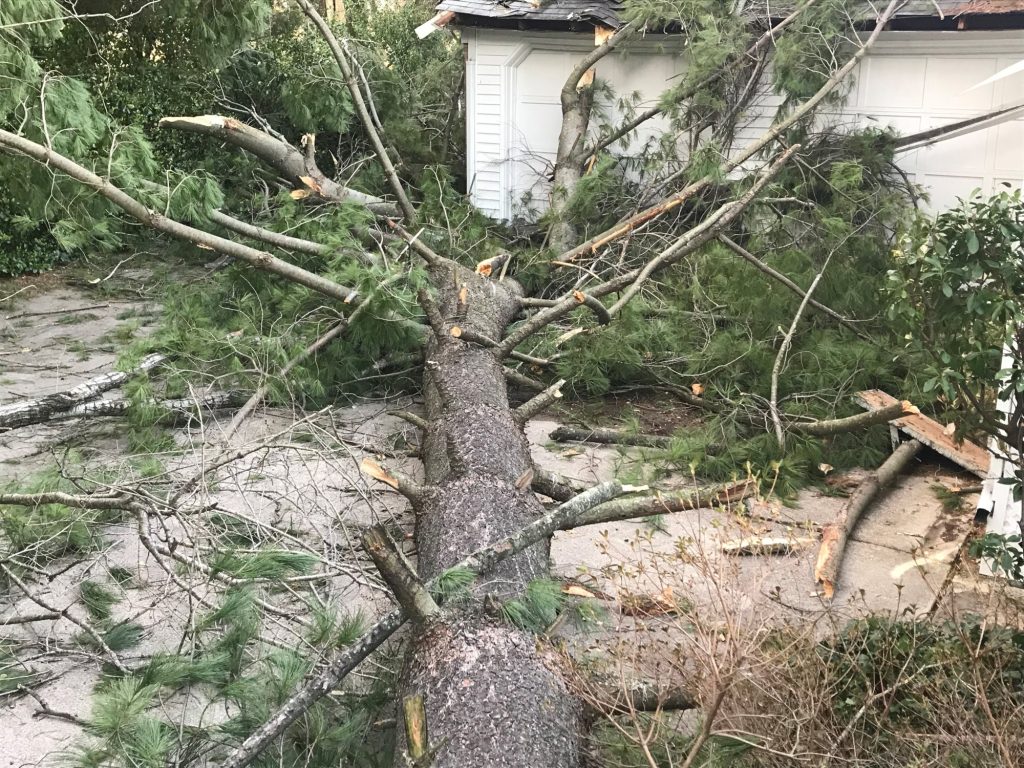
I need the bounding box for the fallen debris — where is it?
[0,354,165,429]
[550,425,671,449]
[722,535,816,556]
[857,390,990,477]
[815,439,924,599]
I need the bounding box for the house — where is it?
[425,0,1024,218]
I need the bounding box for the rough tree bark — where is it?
[548,23,636,253]
[395,261,582,767]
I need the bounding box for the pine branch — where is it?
[498,145,798,356]
[557,0,900,264]
[584,0,820,157]
[718,235,868,339]
[293,0,418,223]
[158,115,396,215]
[362,526,439,623]
[208,209,375,266]
[0,129,363,306]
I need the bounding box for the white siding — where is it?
[465,29,1024,219]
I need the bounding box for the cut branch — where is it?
[792,401,913,436]
[360,458,428,505]
[568,481,754,529]
[531,468,588,502]
[814,439,924,599]
[513,379,565,424]
[38,391,246,426]
[158,116,396,215]
[0,129,363,307]
[363,525,439,623]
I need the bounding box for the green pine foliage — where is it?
[80,580,121,623]
[500,578,565,632]
[72,589,393,768]
[533,127,915,494]
[0,460,119,570]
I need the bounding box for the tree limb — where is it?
[158,115,397,215]
[293,0,417,223]
[0,129,363,307]
[362,525,439,623]
[513,379,565,424]
[814,439,923,599]
[550,425,671,449]
[0,353,165,429]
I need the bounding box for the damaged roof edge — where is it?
[431,0,1024,33]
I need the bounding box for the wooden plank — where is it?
[855,390,991,478]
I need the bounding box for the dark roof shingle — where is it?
[436,0,1024,28]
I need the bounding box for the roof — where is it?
[436,0,1024,30]
[435,0,622,28]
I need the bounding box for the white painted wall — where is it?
[463,28,1024,218]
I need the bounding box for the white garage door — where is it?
[847,32,1024,211]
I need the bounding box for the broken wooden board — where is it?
[855,390,991,478]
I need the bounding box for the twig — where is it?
[0,562,129,674]
[4,303,109,320]
[770,253,832,447]
[17,686,88,726]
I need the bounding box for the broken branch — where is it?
[360,458,428,505]
[362,525,439,623]
[814,439,924,599]
[513,379,565,424]
[158,116,396,215]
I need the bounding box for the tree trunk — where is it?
[396,263,582,767]
[548,80,595,254]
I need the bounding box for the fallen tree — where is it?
[0,1,905,766]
